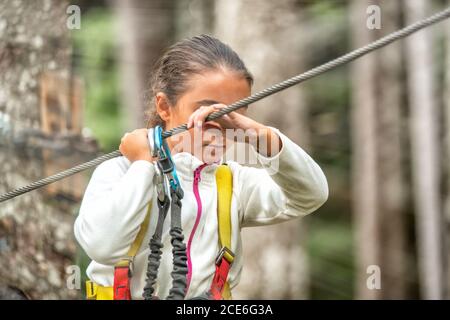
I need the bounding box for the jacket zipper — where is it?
[186,163,209,292]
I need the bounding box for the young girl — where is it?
[75,34,328,300]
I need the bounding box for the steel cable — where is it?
[1,6,449,203]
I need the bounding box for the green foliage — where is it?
[306,70,351,171]
[307,0,347,17]
[308,215,354,299]
[72,8,123,152]
[304,1,353,299]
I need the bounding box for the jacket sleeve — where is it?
[234,128,328,228]
[74,157,155,265]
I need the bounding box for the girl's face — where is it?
[156,69,251,163]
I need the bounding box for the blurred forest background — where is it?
[0,0,450,299]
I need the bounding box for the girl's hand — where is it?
[119,128,156,163]
[186,104,282,157]
[187,104,257,132]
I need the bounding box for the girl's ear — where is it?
[155,92,172,123]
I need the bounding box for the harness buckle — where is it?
[115,256,135,278]
[215,246,235,265]
[156,153,175,174]
[124,256,135,277]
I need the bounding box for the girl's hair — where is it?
[145,34,253,128]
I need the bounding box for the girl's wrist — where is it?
[246,123,282,157]
[132,152,155,163]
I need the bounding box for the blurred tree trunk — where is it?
[113,0,174,130]
[444,0,450,300]
[350,0,408,299]
[376,1,407,299]
[404,0,443,299]
[350,0,381,300]
[0,0,97,299]
[214,0,309,299]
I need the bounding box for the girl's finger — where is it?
[194,105,215,128]
[209,104,239,127]
[212,103,228,113]
[212,103,240,121]
[222,114,232,122]
[187,112,195,129]
[188,107,204,128]
[191,107,203,129]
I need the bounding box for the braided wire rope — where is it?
[1,6,449,203]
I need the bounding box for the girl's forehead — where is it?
[181,70,251,106]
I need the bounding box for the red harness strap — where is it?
[112,203,152,300]
[113,265,132,300]
[209,247,235,300]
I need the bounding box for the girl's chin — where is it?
[201,145,225,164]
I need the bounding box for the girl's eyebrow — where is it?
[195,99,220,106]
[195,99,249,110]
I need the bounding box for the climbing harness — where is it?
[87,126,189,300]
[183,164,235,300]
[113,201,153,300]
[85,127,235,300]
[142,126,234,300]
[209,164,234,300]
[1,6,449,203]
[85,202,152,300]
[142,125,188,300]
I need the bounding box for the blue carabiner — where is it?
[153,125,181,193]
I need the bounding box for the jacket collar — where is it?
[171,152,221,183]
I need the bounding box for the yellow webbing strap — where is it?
[115,202,152,267]
[215,164,234,300]
[86,281,113,300]
[86,202,152,300]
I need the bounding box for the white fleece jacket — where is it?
[74,128,328,299]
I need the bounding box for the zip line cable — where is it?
[1,6,449,203]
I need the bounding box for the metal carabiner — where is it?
[149,127,170,204]
[154,164,168,204]
[152,125,182,194]
[147,127,157,159]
